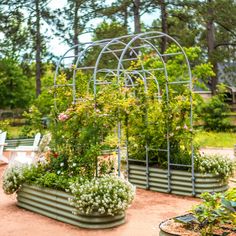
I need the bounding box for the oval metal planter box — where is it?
[159,217,225,236]
[159,219,187,236]
[17,184,126,229]
[128,164,228,197]
[159,226,178,236]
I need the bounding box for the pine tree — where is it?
[1,0,54,97]
[54,0,105,57]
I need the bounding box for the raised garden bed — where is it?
[128,163,228,197]
[159,214,235,236]
[17,184,126,229]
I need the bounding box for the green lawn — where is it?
[7,126,22,139]
[194,131,236,148]
[5,126,236,148]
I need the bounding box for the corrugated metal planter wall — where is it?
[17,184,125,229]
[128,164,228,197]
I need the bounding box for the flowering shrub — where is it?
[195,154,235,180]
[69,175,135,216]
[58,112,70,121]
[2,165,27,194]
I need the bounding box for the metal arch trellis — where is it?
[53,31,195,196]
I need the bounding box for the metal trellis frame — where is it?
[53,31,195,196]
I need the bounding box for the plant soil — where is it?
[160,219,235,236]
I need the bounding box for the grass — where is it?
[194,130,236,148]
[5,125,236,148]
[7,126,22,139]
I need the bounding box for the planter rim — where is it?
[159,214,229,236]
[129,163,225,178]
[159,218,180,236]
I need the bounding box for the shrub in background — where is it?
[198,84,231,131]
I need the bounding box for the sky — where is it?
[47,0,159,57]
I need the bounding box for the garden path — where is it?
[0,165,200,236]
[200,147,235,160]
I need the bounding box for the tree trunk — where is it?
[124,5,128,29]
[73,1,79,57]
[206,0,217,94]
[133,0,141,33]
[35,0,41,97]
[160,0,168,54]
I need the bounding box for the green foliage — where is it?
[225,188,236,201]
[0,6,30,60]
[21,105,44,137]
[69,175,135,216]
[0,119,10,133]
[0,58,34,109]
[18,163,71,191]
[92,20,128,41]
[33,65,54,115]
[193,192,223,235]
[221,188,236,226]
[21,65,55,136]
[192,189,236,235]
[84,20,128,68]
[195,154,235,181]
[122,46,215,166]
[197,84,231,131]
[34,172,70,190]
[23,165,45,183]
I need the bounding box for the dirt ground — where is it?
[0,165,202,236]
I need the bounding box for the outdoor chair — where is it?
[14,133,41,152]
[0,131,8,164]
[9,133,41,165]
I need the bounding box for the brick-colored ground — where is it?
[0,165,201,236]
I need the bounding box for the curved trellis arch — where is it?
[54,31,195,196]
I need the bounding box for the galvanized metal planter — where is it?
[17,184,126,229]
[159,218,189,236]
[128,164,228,197]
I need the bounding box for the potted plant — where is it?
[159,188,236,235]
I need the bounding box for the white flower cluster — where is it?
[2,165,27,194]
[195,154,235,181]
[69,175,135,216]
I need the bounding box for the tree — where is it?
[1,0,54,97]
[149,0,236,93]
[54,0,105,57]
[84,20,128,67]
[0,9,29,60]
[197,0,236,94]
[100,0,155,34]
[0,58,34,109]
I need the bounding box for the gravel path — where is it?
[0,165,200,236]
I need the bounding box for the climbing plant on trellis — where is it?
[53,32,195,195]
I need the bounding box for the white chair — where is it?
[9,133,41,165]
[0,131,8,164]
[15,133,41,152]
